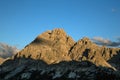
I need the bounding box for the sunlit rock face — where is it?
[16,29,75,64]
[0,28,120,80]
[16,29,120,69]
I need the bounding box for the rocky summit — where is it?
[0,28,120,80]
[16,29,75,64]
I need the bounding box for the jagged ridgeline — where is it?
[0,28,120,80]
[16,29,120,68]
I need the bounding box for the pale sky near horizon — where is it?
[0,0,120,49]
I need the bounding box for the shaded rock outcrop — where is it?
[0,58,120,80]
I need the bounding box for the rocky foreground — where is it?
[0,29,120,80]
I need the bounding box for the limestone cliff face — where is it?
[15,28,120,69]
[69,37,119,69]
[17,29,75,64]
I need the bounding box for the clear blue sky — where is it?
[0,0,120,49]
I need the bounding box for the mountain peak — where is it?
[17,28,75,64]
[76,37,93,45]
[32,28,67,44]
[81,37,91,44]
[51,28,66,36]
[16,29,120,70]
[1,28,120,80]
[82,37,91,41]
